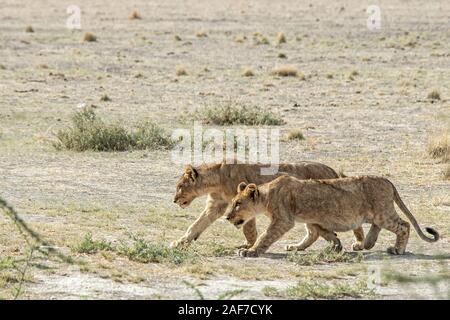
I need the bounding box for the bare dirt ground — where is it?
[0,0,449,299]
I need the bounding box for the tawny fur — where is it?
[225,175,439,257]
[172,162,365,249]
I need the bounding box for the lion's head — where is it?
[173,165,202,208]
[225,182,259,228]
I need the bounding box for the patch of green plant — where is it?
[54,108,174,151]
[262,286,282,298]
[286,279,373,299]
[286,248,363,266]
[188,104,285,126]
[117,235,194,265]
[72,233,114,254]
[183,280,246,300]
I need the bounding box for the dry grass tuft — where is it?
[276,32,286,44]
[444,165,450,180]
[100,94,111,102]
[271,65,298,77]
[234,35,247,43]
[427,90,441,101]
[278,53,287,59]
[173,35,182,41]
[83,32,97,42]
[176,66,188,76]
[190,103,285,126]
[242,68,255,77]
[196,31,208,38]
[326,73,334,79]
[128,10,141,20]
[25,26,34,33]
[286,129,305,141]
[427,132,450,162]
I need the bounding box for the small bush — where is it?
[73,233,114,254]
[428,133,450,162]
[444,165,450,180]
[427,90,441,101]
[242,68,254,77]
[190,104,285,126]
[276,32,286,44]
[54,108,174,151]
[176,66,187,76]
[128,10,141,20]
[196,31,208,38]
[286,129,304,141]
[118,236,192,265]
[286,248,363,266]
[271,65,298,77]
[100,94,111,102]
[25,26,34,33]
[83,32,97,42]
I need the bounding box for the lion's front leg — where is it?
[170,196,228,248]
[236,218,258,249]
[239,216,294,257]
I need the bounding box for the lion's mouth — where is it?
[234,219,245,228]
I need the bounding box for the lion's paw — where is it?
[352,242,364,251]
[237,248,258,257]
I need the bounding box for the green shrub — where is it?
[72,233,114,254]
[54,108,174,151]
[190,104,284,126]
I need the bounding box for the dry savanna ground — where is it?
[0,0,449,299]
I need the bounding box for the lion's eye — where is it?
[235,204,240,211]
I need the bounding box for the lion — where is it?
[172,162,366,249]
[225,175,439,257]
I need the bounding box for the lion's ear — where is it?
[184,165,198,181]
[246,184,259,201]
[237,182,247,193]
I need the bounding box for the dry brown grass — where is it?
[234,35,247,43]
[128,10,141,20]
[444,165,450,180]
[427,90,441,101]
[286,129,305,141]
[196,31,208,38]
[428,132,450,162]
[276,32,286,44]
[271,65,298,77]
[83,32,97,42]
[242,68,254,77]
[25,26,34,33]
[176,66,187,76]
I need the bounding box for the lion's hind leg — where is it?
[285,224,319,251]
[363,224,381,250]
[375,210,410,255]
[352,227,365,251]
[317,226,342,252]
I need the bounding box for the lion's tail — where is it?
[391,182,439,243]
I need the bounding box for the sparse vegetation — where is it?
[174,34,182,41]
[73,233,114,254]
[276,32,286,44]
[128,10,141,20]
[444,165,450,180]
[278,53,287,59]
[100,94,111,102]
[189,103,285,126]
[196,31,208,38]
[427,132,450,162]
[242,68,254,77]
[253,33,270,45]
[271,65,298,77]
[83,32,97,42]
[176,66,187,76]
[286,129,305,141]
[54,107,174,151]
[286,248,363,266]
[326,73,334,79]
[427,90,441,101]
[286,279,373,299]
[25,26,34,33]
[117,236,193,265]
